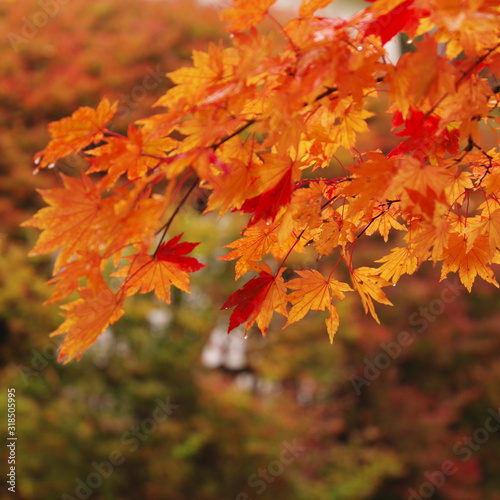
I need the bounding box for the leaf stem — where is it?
[153,176,198,257]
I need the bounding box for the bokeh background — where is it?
[1,0,500,499]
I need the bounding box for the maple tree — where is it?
[24,0,500,363]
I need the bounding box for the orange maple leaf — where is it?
[44,250,103,305]
[219,221,279,279]
[351,267,393,323]
[34,97,117,168]
[440,233,499,292]
[299,0,333,18]
[285,269,353,341]
[22,174,115,272]
[86,124,175,186]
[113,234,205,303]
[463,207,500,257]
[222,0,277,32]
[203,152,260,214]
[52,278,124,364]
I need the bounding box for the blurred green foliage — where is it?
[1,1,500,499]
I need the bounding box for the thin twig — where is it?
[153,177,199,257]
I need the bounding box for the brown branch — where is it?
[356,199,400,240]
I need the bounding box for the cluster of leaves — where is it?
[25,0,500,362]
[0,0,222,232]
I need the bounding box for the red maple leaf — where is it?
[364,0,427,45]
[239,167,294,224]
[221,267,287,334]
[389,108,459,160]
[156,233,206,272]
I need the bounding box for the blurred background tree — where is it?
[1,0,499,499]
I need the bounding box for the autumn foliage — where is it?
[24,0,500,362]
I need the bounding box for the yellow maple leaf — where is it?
[351,267,393,323]
[314,220,341,256]
[375,246,418,284]
[326,304,340,343]
[332,100,373,150]
[162,45,240,108]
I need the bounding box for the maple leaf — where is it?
[463,206,500,256]
[313,220,341,256]
[375,246,418,283]
[364,0,427,45]
[203,148,261,214]
[364,205,406,242]
[52,278,124,364]
[156,233,206,272]
[351,267,393,323]
[285,269,353,341]
[389,108,459,161]
[440,233,499,292]
[332,100,373,150]
[44,251,103,305]
[222,0,277,32]
[325,305,340,343]
[113,234,205,302]
[299,0,333,18]
[34,97,117,168]
[86,124,176,185]
[390,157,449,217]
[407,214,450,263]
[221,266,287,335]
[239,168,294,224]
[238,155,300,225]
[21,174,115,272]
[219,220,279,279]
[161,44,240,108]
